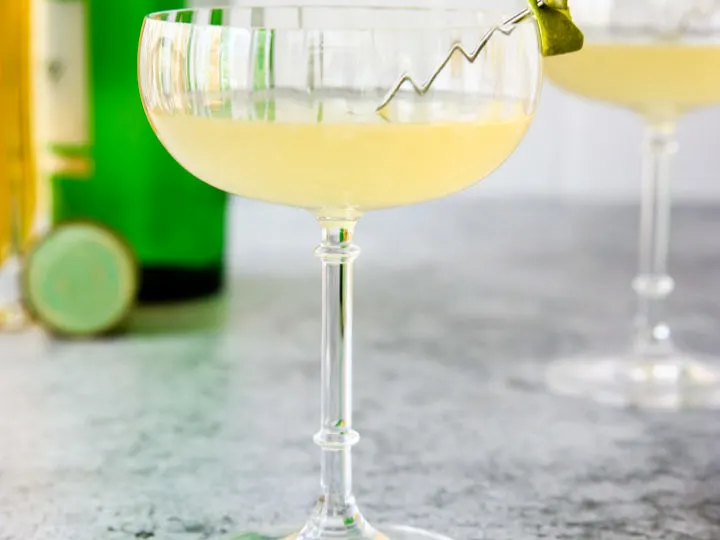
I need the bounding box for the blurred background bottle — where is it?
[0,0,38,330]
[36,0,228,304]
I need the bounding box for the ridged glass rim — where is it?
[143,4,529,31]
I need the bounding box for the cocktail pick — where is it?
[376,0,583,113]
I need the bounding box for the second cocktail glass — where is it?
[139,4,542,540]
[545,1,720,409]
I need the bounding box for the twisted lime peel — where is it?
[530,0,584,56]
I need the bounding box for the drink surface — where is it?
[544,41,720,120]
[149,96,532,218]
[0,0,36,264]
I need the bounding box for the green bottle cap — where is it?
[23,222,138,337]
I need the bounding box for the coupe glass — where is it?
[139,4,541,539]
[544,0,720,409]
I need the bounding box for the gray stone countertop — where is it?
[1,200,719,540]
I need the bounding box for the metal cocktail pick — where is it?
[376,0,560,113]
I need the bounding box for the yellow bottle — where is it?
[0,0,37,264]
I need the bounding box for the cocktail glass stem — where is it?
[632,122,678,358]
[300,221,369,540]
[0,177,29,331]
[0,256,26,330]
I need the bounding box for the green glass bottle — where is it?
[42,0,228,303]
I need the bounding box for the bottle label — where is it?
[39,0,92,178]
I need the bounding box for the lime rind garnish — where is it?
[529,0,584,57]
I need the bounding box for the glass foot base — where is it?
[0,301,31,332]
[229,524,453,540]
[546,353,720,409]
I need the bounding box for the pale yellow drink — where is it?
[544,43,720,120]
[148,102,531,218]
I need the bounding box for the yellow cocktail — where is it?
[545,42,720,121]
[149,99,531,219]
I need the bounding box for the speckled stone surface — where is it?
[1,200,720,540]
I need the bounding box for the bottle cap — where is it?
[23,221,138,337]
